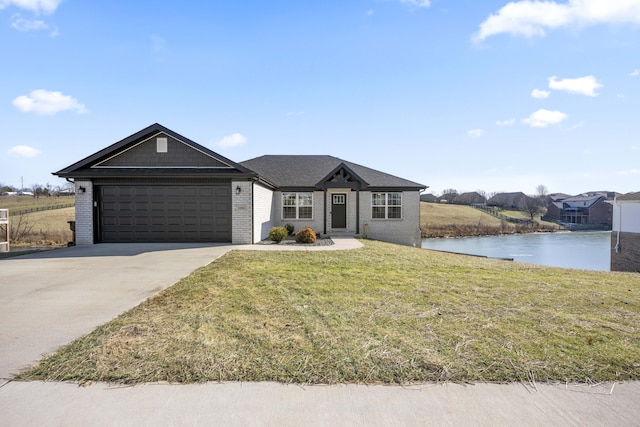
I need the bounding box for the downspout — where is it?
[356,187,360,235]
[323,188,327,235]
[615,198,622,253]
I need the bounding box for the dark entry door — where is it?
[98,185,231,242]
[331,193,347,229]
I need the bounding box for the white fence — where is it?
[0,209,8,252]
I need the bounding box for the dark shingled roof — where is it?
[618,191,640,201]
[240,155,426,190]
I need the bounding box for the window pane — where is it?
[299,193,313,206]
[372,193,386,206]
[388,192,402,205]
[298,206,313,219]
[388,206,402,219]
[283,206,296,219]
[283,193,297,206]
[372,206,386,219]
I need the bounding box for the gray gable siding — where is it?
[97,133,230,168]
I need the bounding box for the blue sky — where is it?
[1,0,639,196]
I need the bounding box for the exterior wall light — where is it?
[79,186,86,193]
[235,185,242,195]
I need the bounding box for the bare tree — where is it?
[523,195,544,222]
[535,185,549,199]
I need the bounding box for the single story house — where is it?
[486,192,530,211]
[611,192,640,272]
[53,124,427,247]
[452,191,486,206]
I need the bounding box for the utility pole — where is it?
[21,176,24,191]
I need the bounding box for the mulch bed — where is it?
[256,235,334,246]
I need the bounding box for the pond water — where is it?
[421,231,612,271]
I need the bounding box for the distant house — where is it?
[54,123,427,247]
[452,191,486,206]
[486,192,529,210]
[548,193,571,202]
[420,193,438,203]
[611,192,640,272]
[437,192,458,204]
[547,194,613,228]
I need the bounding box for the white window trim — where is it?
[282,192,314,220]
[371,192,403,220]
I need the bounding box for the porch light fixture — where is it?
[235,185,241,195]
[79,186,86,193]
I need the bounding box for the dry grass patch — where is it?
[0,195,74,212]
[421,203,559,237]
[18,240,640,385]
[9,207,74,247]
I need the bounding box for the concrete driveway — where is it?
[0,243,232,381]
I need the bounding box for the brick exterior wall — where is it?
[611,232,640,273]
[270,189,421,246]
[359,191,422,247]
[74,180,94,245]
[273,191,325,235]
[252,183,274,242]
[232,181,253,244]
[589,200,613,227]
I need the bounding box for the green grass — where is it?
[18,240,640,385]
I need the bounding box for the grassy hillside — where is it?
[420,202,560,237]
[5,207,74,248]
[19,240,640,385]
[0,195,74,212]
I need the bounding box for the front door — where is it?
[331,193,347,229]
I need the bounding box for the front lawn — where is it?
[19,240,640,384]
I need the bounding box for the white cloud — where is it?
[399,0,430,8]
[467,128,484,137]
[531,88,550,99]
[10,14,58,35]
[0,0,62,14]
[496,118,516,127]
[522,109,568,128]
[474,0,640,42]
[12,89,88,115]
[217,133,247,148]
[548,75,602,96]
[8,145,41,158]
[631,69,640,77]
[11,13,45,30]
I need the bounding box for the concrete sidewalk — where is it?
[1,380,638,426]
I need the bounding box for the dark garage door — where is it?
[98,185,231,242]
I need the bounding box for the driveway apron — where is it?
[0,243,232,380]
